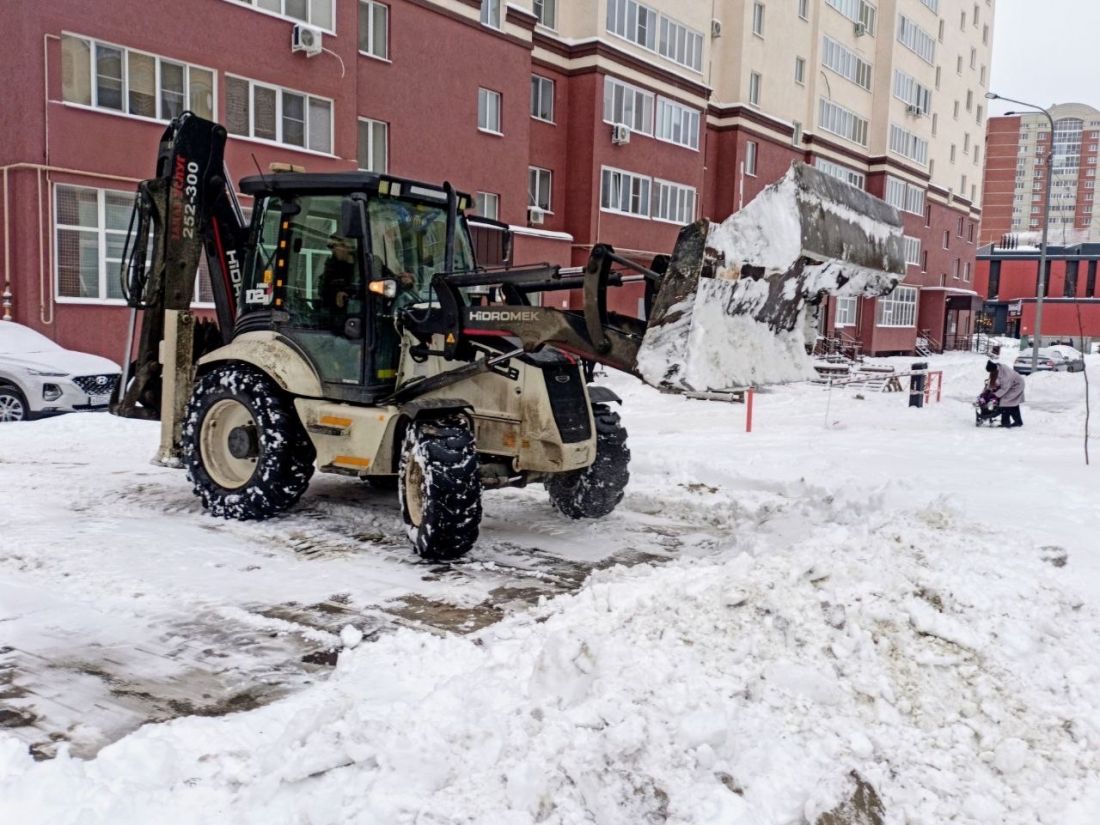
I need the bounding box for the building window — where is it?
[889,123,928,165]
[475,192,499,220]
[603,76,655,135]
[964,261,971,283]
[54,184,131,301]
[798,0,809,20]
[835,296,857,326]
[921,0,939,11]
[824,0,875,35]
[358,1,389,59]
[752,2,765,36]
[534,0,556,28]
[876,286,918,327]
[952,258,961,279]
[795,57,806,85]
[893,69,931,113]
[652,179,696,224]
[943,230,950,249]
[818,98,868,145]
[903,236,921,266]
[480,0,501,28]
[357,117,388,172]
[528,167,552,211]
[749,72,762,106]
[600,166,651,218]
[478,87,502,133]
[225,75,332,153]
[224,0,333,30]
[61,34,214,121]
[743,140,759,176]
[607,0,703,72]
[822,36,872,90]
[655,97,700,150]
[530,75,555,122]
[897,15,936,64]
[816,158,866,188]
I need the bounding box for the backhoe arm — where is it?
[112,112,247,422]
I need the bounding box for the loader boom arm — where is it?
[112,112,247,420]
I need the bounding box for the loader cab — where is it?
[238,173,477,402]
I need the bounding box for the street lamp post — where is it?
[986,92,1053,375]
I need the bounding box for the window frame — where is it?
[225,73,334,154]
[480,0,502,29]
[744,141,758,177]
[221,0,335,33]
[875,285,918,327]
[61,32,217,125]
[358,1,390,61]
[603,76,656,136]
[835,295,857,327]
[475,191,500,220]
[530,74,555,123]
[654,96,700,150]
[528,166,553,212]
[533,0,556,29]
[357,117,388,173]
[600,165,652,219]
[478,87,503,135]
[651,178,696,224]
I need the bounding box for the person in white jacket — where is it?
[986,360,1025,428]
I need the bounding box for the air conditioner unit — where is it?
[528,206,545,226]
[292,23,324,57]
[906,104,923,116]
[710,19,722,38]
[853,21,868,37]
[611,123,631,145]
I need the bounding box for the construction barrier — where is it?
[683,387,755,432]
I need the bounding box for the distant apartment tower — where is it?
[2,0,995,359]
[981,103,1100,246]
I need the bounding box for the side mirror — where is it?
[340,193,368,240]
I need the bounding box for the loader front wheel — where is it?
[183,365,315,520]
[547,404,630,519]
[398,415,482,561]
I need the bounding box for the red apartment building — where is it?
[980,104,1100,247]
[975,242,1100,346]
[1,0,990,362]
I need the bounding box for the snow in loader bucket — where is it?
[637,162,905,392]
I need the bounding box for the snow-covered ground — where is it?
[2,351,1100,824]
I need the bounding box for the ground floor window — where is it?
[875,285,917,327]
[835,295,857,326]
[55,184,131,301]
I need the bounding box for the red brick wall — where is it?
[980,116,1021,245]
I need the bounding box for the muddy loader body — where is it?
[111,112,903,560]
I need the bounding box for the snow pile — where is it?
[637,165,901,392]
[3,494,1099,824]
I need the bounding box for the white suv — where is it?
[0,322,121,422]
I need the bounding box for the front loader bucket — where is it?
[636,162,905,392]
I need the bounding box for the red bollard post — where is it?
[746,387,754,433]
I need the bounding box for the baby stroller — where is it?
[974,388,1000,426]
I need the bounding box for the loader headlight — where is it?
[369,279,398,299]
[42,384,63,402]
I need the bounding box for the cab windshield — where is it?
[368,197,475,303]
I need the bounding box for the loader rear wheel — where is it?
[547,404,630,519]
[183,365,315,520]
[398,415,482,561]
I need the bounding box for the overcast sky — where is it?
[988,0,1100,114]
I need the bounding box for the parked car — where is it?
[1047,344,1086,372]
[1012,347,1079,375]
[0,322,121,422]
